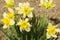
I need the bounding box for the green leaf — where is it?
[37,14,47,39]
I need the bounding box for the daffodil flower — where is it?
[46,23,60,39]
[17,18,31,32]
[2,9,15,29]
[3,8,15,19]
[16,2,34,18]
[5,0,14,8]
[39,0,55,9]
[2,18,15,29]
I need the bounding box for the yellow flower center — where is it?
[23,6,30,15]
[42,2,47,7]
[8,12,14,19]
[46,2,53,8]
[48,27,56,35]
[41,2,54,9]
[2,18,10,25]
[20,20,29,29]
[6,0,14,7]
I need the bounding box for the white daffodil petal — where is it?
[8,8,14,13]
[3,12,7,18]
[53,25,58,28]
[28,12,33,17]
[3,25,8,29]
[49,23,52,26]
[25,28,30,32]
[52,35,57,38]
[52,4,56,8]
[15,7,19,10]
[5,0,14,4]
[40,0,43,3]
[16,22,20,25]
[10,20,15,25]
[45,0,48,2]
[25,18,29,22]
[5,0,9,3]
[31,7,34,10]
[26,2,30,6]
[47,29,49,31]
[28,23,31,27]
[19,3,23,7]
[24,2,30,6]
[46,34,51,39]
[47,23,52,28]
[20,27,23,32]
[49,0,53,3]
[17,19,22,25]
[56,29,60,32]
[23,14,26,18]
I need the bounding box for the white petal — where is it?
[23,14,26,18]
[5,0,14,4]
[56,29,60,32]
[15,7,19,10]
[19,19,23,25]
[45,0,48,2]
[25,18,29,22]
[39,4,41,6]
[49,23,52,26]
[19,3,23,7]
[31,7,34,10]
[16,19,22,25]
[20,27,23,32]
[49,0,53,3]
[26,2,30,6]
[40,0,43,3]
[28,12,33,17]
[46,34,51,39]
[47,23,52,28]
[16,7,23,14]
[5,0,9,3]
[25,28,30,32]
[52,35,57,38]
[24,2,30,6]
[28,23,31,27]
[39,0,44,6]
[52,4,56,8]
[10,20,15,25]
[3,25,8,29]
[8,8,14,13]
[18,10,23,14]
[47,29,49,31]
[16,22,20,25]
[3,12,7,18]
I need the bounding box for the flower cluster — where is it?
[39,0,55,9]
[5,0,14,8]
[47,23,60,39]
[16,2,34,18]
[16,2,33,32]
[2,1,33,32]
[17,18,31,32]
[1,8,15,29]
[0,0,60,40]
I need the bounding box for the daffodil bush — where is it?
[0,0,60,40]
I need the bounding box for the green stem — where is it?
[26,35,27,40]
[9,26,20,40]
[50,37,53,40]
